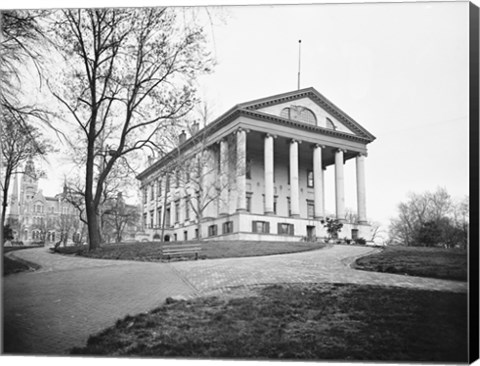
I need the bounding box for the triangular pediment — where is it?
[237,87,375,141]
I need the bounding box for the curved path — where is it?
[171,245,467,296]
[3,248,197,355]
[3,245,467,355]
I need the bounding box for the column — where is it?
[153,180,158,228]
[313,144,325,219]
[335,149,346,221]
[322,166,326,217]
[236,129,247,211]
[289,139,300,217]
[219,138,229,215]
[264,134,275,214]
[356,153,367,224]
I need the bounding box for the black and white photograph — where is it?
[1,0,478,364]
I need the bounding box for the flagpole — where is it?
[297,39,302,90]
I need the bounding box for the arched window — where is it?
[326,117,337,130]
[280,106,317,125]
[280,107,291,119]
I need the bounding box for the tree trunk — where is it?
[1,174,11,246]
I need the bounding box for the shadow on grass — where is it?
[71,283,467,362]
[3,246,42,276]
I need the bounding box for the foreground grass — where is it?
[354,246,467,281]
[3,247,41,276]
[56,240,327,262]
[71,283,467,362]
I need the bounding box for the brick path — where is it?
[3,245,467,355]
[171,245,468,296]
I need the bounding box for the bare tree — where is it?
[389,187,468,247]
[0,10,52,245]
[47,8,212,250]
[103,198,140,243]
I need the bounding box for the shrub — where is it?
[355,238,367,245]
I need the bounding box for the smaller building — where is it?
[6,159,85,246]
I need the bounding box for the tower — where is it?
[20,158,38,208]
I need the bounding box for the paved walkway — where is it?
[3,248,197,355]
[171,245,468,296]
[3,245,467,355]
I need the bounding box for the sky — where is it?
[6,0,472,231]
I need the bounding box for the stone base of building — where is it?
[144,212,374,243]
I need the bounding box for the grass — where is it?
[353,246,467,281]
[3,246,42,276]
[71,283,468,362]
[55,240,327,262]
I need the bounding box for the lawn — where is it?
[71,283,468,362]
[55,240,327,262]
[353,246,467,281]
[3,246,41,276]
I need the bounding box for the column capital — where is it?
[265,133,277,139]
[313,143,326,149]
[357,152,367,157]
[335,148,347,154]
[236,127,250,134]
[290,139,302,145]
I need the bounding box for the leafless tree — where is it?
[389,187,468,247]
[47,8,212,250]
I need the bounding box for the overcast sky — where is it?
[8,0,471,230]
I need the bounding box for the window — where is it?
[175,170,180,188]
[246,159,252,179]
[246,193,252,213]
[174,233,177,241]
[281,106,317,125]
[165,206,171,227]
[208,224,218,237]
[223,221,233,234]
[195,228,199,239]
[150,183,155,200]
[287,197,291,216]
[143,213,147,228]
[175,200,180,223]
[157,179,162,197]
[274,196,278,215]
[143,188,147,204]
[252,220,270,234]
[278,223,294,236]
[326,117,337,130]
[184,231,188,241]
[165,176,170,193]
[307,170,314,188]
[307,200,315,218]
[150,210,154,228]
[185,196,190,220]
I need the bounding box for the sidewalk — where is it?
[3,247,197,355]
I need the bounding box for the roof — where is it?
[137,87,375,181]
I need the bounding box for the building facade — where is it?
[7,159,84,246]
[137,88,376,242]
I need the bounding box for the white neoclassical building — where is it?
[137,87,376,242]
